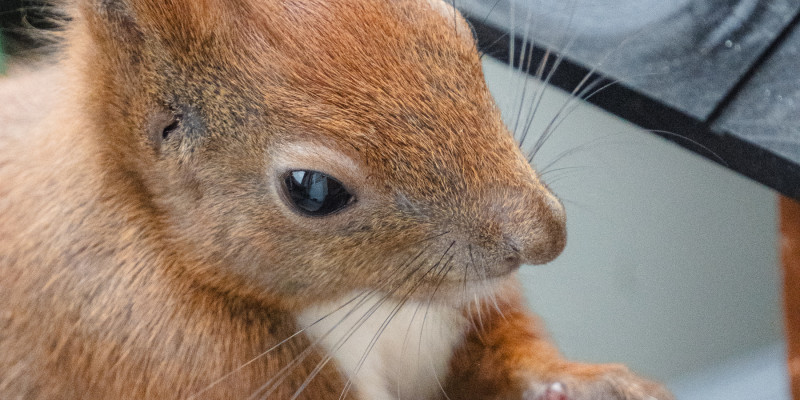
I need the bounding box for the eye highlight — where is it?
[283,170,355,216]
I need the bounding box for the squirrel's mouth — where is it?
[386,271,512,308]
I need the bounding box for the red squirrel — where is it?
[0,0,672,398]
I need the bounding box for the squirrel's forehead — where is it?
[231,0,474,58]
[133,0,474,64]
[147,0,482,106]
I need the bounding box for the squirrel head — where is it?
[72,0,566,307]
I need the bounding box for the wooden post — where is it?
[781,196,800,398]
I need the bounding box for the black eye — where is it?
[283,170,355,216]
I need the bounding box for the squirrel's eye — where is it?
[283,170,354,216]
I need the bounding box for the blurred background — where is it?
[482,56,786,399]
[463,1,795,398]
[0,1,790,399]
[1,0,58,56]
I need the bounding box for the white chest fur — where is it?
[296,292,467,400]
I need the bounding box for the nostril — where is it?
[503,238,524,266]
[502,255,523,271]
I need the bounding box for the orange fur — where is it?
[444,280,673,399]
[0,0,670,398]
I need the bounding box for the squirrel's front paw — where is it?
[519,364,673,400]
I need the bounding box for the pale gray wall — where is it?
[481,57,783,384]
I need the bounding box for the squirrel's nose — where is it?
[496,187,567,267]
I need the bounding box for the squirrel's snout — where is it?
[519,191,567,265]
[486,187,567,268]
